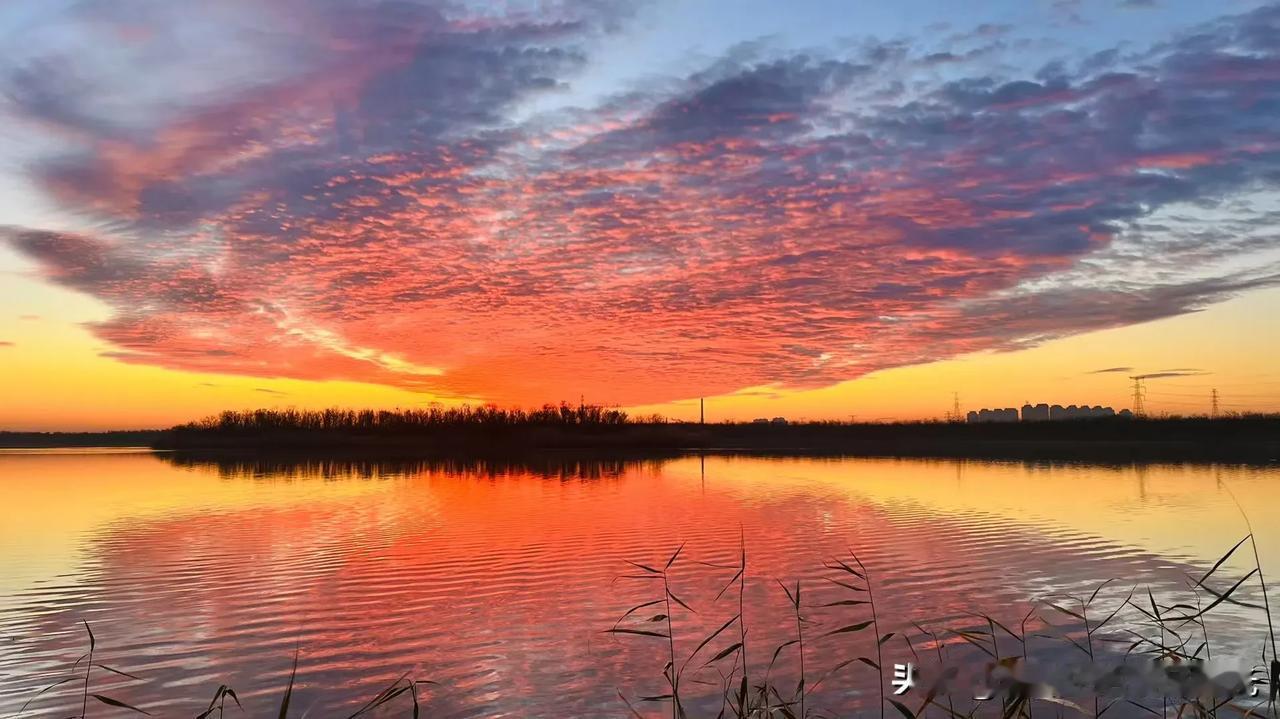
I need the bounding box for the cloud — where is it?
[1086,366,1205,379]
[3,2,1280,406]
[1133,371,1206,379]
[1051,0,1088,26]
[0,341,14,347]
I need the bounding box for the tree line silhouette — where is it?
[175,403,636,434]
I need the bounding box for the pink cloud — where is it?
[4,2,1280,406]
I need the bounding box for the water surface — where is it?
[1,451,1277,717]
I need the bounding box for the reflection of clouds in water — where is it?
[0,454,1275,716]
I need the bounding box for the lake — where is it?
[1,451,1277,717]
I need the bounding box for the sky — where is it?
[1,0,1279,430]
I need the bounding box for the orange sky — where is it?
[2,260,1277,430]
[2,1,1279,430]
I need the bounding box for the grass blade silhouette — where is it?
[90,693,151,715]
[278,649,298,719]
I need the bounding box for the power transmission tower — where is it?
[1130,377,1146,417]
[952,392,961,422]
[1210,388,1219,418]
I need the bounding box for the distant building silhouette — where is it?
[967,407,1019,423]
[1021,403,1050,421]
[967,402,1128,423]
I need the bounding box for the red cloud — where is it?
[5,2,1280,406]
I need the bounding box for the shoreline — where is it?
[157,440,1280,463]
[3,417,1277,463]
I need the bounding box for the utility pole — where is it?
[700,397,705,425]
[1211,388,1219,418]
[1130,377,1146,417]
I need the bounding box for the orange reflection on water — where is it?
[1,452,1276,717]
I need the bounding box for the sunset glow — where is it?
[3,1,1280,428]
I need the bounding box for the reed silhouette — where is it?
[607,536,1277,719]
[18,535,1275,718]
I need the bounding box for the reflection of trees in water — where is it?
[160,451,679,482]
[162,450,1270,487]
[161,451,1201,485]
